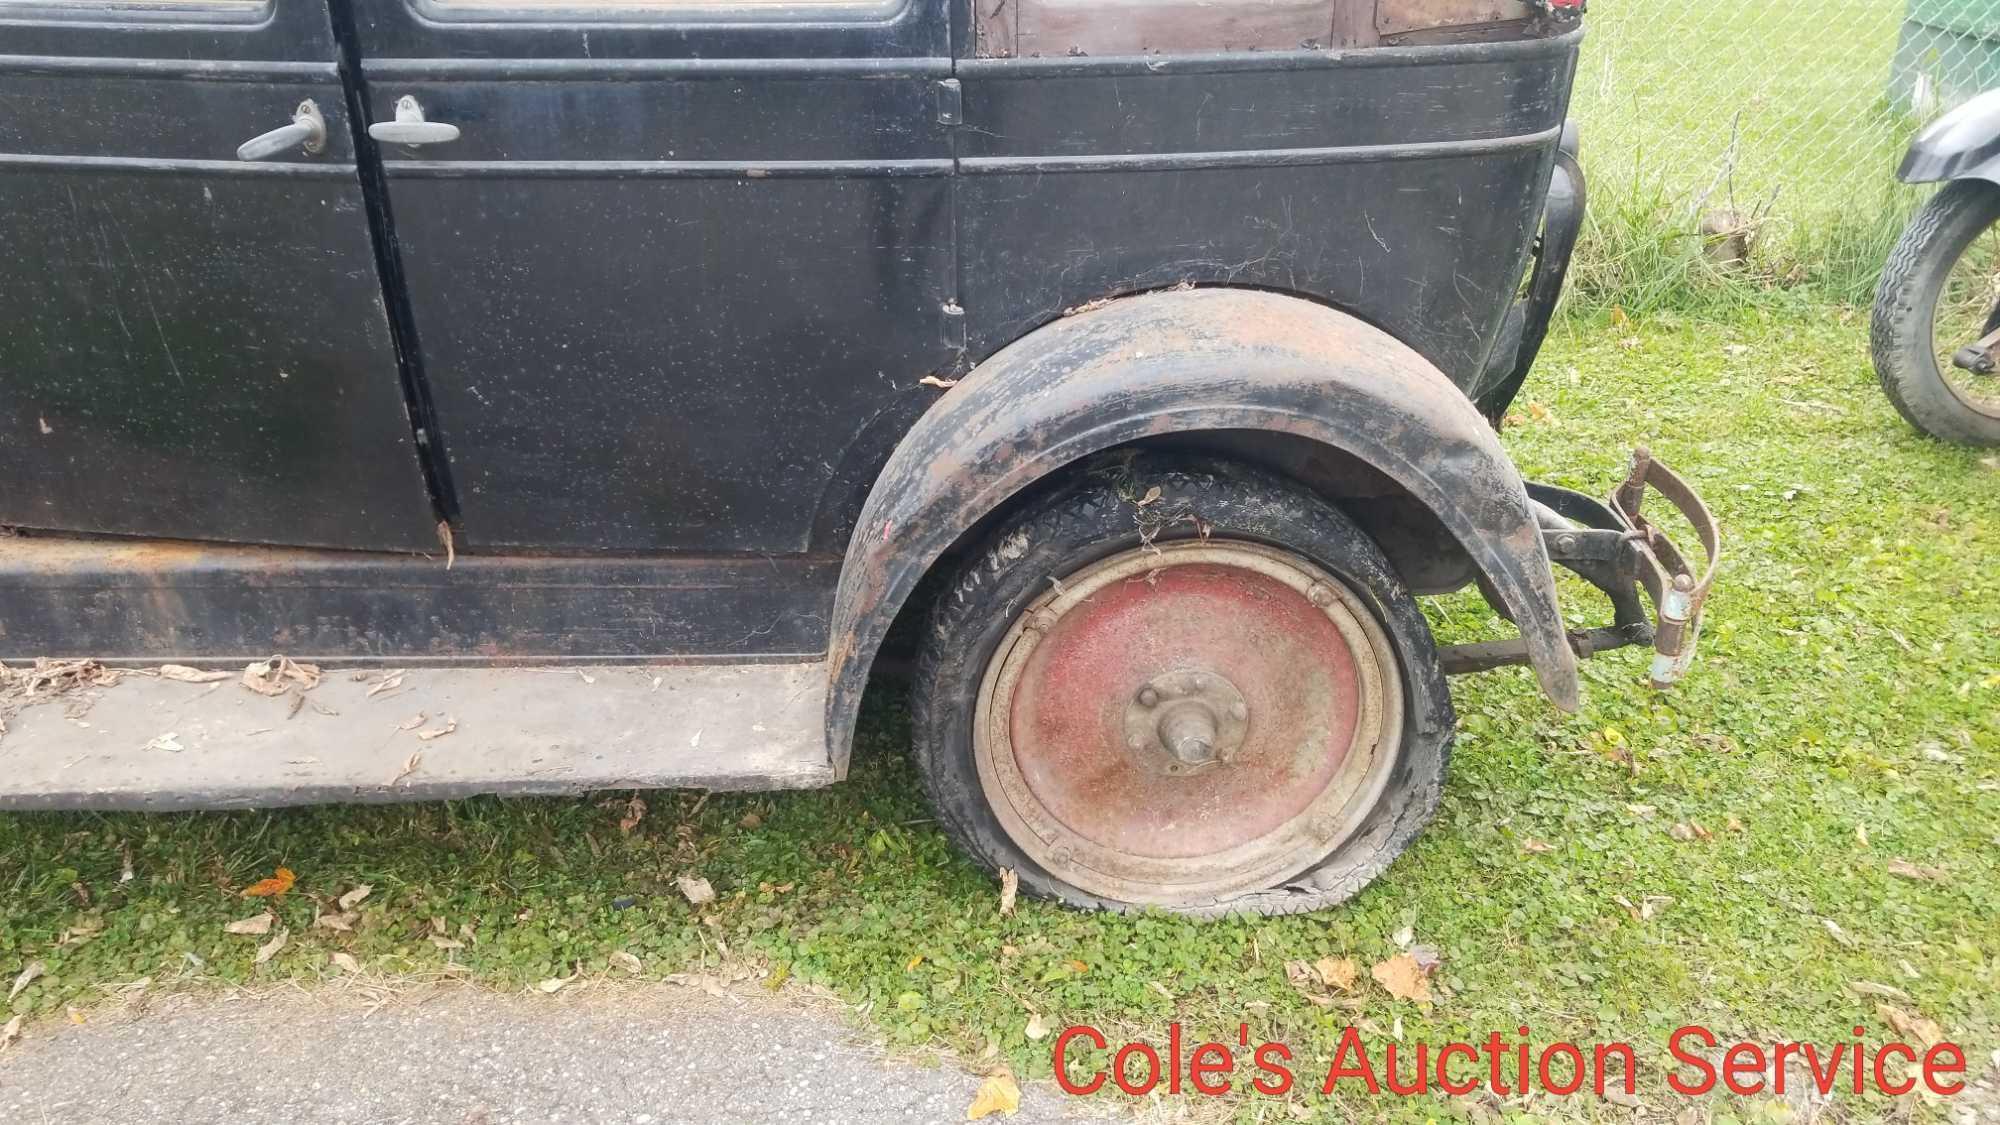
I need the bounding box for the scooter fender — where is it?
[1900,88,2000,185]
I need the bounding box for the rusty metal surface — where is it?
[1007,0,1334,58]
[1434,457,1722,685]
[1610,448,1722,688]
[0,534,834,663]
[1376,0,1535,36]
[0,661,833,811]
[824,288,1580,771]
[972,541,1400,904]
[977,0,1546,57]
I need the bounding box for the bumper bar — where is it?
[1441,448,1720,689]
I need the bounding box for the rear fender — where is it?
[824,288,1579,770]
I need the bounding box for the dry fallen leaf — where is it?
[241,866,296,898]
[1822,918,1857,947]
[998,868,1018,917]
[1847,980,1912,1002]
[1522,838,1556,854]
[1024,1012,1051,1041]
[224,912,274,936]
[429,935,465,950]
[330,952,361,974]
[0,1015,20,1051]
[1407,945,1444,974]
[253,929,289,965]
[1877,1004,1945,1051]
[395,713,426,732]
[159,665,230,684]
[337,885,372,911]
[1371,954,1432,1003]
[966,1070,1021,1120]
[142,732,185,754]
[677,875,716,906]
[242,655,320,697]
[610,950,643,975]
[1315,956,1360,993]
[1887,859,1948,882]
[314,911,358,933]
[618,795,647,835]
[389,752,422,785]
[8,961,45,1003]
[919,375,960,389]
[366,672,406,699]
[416,716,457,742]
[536,976,569,994]
[1283,961,1337,1007]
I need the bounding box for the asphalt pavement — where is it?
[0,983,1100,1124]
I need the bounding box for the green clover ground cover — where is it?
[2,308,1996,1122]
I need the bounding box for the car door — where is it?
[0,0,439,550]
[350,0,957,554]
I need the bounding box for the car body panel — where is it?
[0,9,438,549]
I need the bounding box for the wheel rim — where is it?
[1930,220,2000,420]
[972,540,1405,905]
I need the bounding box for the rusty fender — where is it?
[823,288,1578,771]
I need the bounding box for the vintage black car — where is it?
[0,0,1716,914]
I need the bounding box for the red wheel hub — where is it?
[973,541,1403,904]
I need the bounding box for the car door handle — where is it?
[368,96,462,147]
[236,100,327,162]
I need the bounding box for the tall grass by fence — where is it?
[1565,0,2000,313]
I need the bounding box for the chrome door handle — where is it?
[368,96,461,147]
[236,100,327,162]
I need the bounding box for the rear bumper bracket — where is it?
[1440,447,1720,688]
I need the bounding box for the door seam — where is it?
[324,0,464,528]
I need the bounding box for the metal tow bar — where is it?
[1609,446,1720,689]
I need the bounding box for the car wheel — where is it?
[911,456,1455,917]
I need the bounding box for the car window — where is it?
[422,0,896,14]
[0,0,265,11]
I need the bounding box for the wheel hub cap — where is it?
[972,540,1404,904]
[1123,670,1249,772]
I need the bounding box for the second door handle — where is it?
[368,96,462,147]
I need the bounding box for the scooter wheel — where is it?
[1872,179,2000,446]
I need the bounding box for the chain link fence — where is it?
[1563,0,2000,307]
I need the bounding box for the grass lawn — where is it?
[2,306,1997,1122]
[1565,0,1931,312]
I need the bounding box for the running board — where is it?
[0,662,834,810]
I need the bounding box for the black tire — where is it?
[1871,179,2000,446]
[910,456,1455,917]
